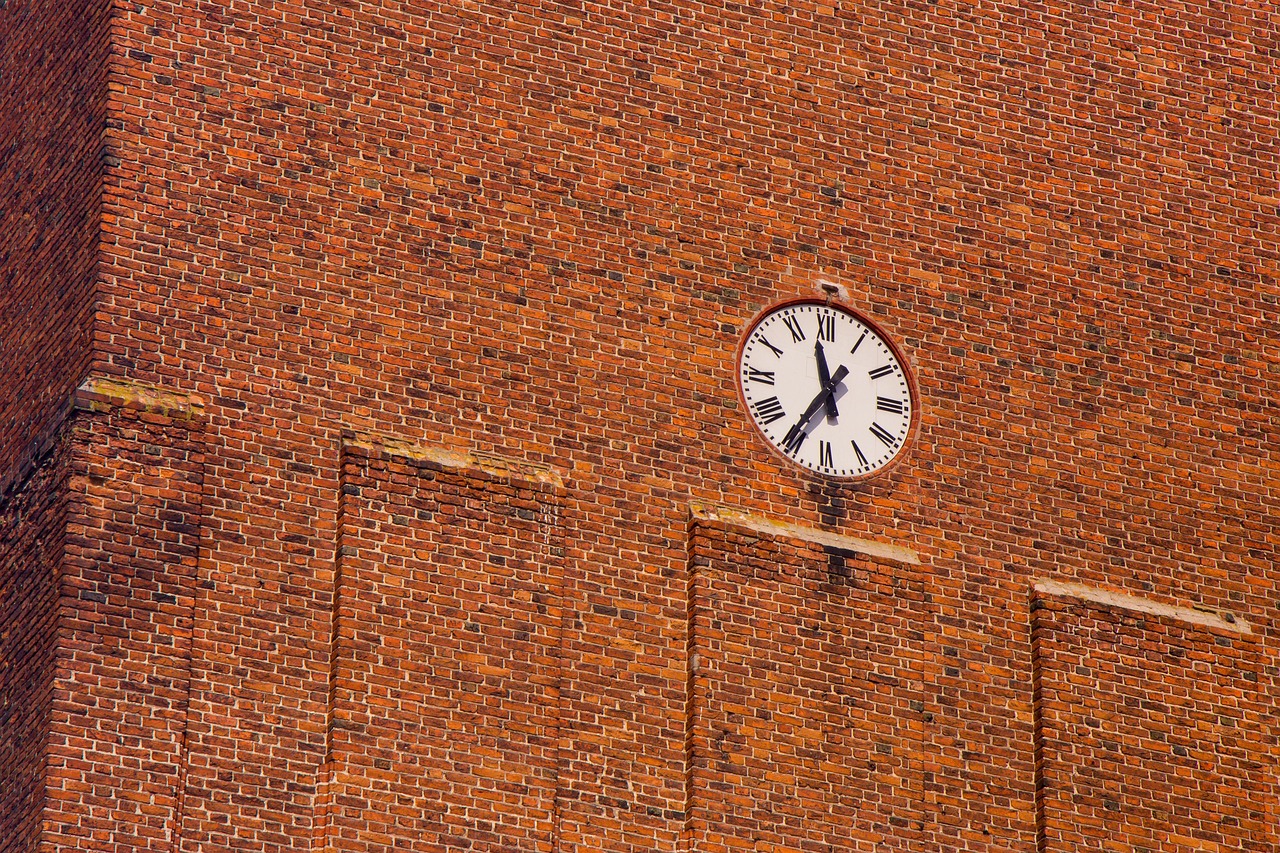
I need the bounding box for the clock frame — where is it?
[736,298,918,479]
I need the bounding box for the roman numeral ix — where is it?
[745,366,775,385]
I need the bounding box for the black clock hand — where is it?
[782,364,849,452]
[814,341,839,420]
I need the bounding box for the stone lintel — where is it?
[341,430,564,490]
[1033,578,1251,635]
[690,501,921,566]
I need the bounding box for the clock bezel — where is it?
[734,296,920,481]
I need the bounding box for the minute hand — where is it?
[815,341,839,420]
[782,364,849,451]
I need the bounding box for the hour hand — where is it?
[783,421,807,454]
[815,341,839,420]
[782,364,849,453]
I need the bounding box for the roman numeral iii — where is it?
[877,396,904,414]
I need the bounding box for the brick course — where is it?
[2,0,1279,851]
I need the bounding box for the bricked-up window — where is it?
[1032,583,1276,852]
[686,511,927,852]
[321,436,564,853]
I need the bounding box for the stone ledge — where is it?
[2,377,204,508]
[73,377,204,420]
[689,501,921,566]
[341,430,565,491]
[1033,578,1252,635]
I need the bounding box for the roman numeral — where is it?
[850,331,867,355]
[816,314,835,342]
[869,422,896,447]
[759,336,784,358]
[783,315,805,342]
[745,366,775,385]
[877,396,904,414]
[751,396,786,425]
[819,440,833,468]
[851,440,868,468]
[868,365,894,379]
[783,424,807,454]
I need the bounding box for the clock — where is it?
[737,300,915,478]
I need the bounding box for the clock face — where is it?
[737,301,915,478]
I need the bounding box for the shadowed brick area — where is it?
[0,432,73,853]
[0,0,106,468]
[1031,584,1277,853]
[322,434,564,851]
[0,380,206,852]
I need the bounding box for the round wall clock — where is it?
[737,299,916,478]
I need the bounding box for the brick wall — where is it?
[44,382,205,851]
[687,510,939,851]
[0,379,205,852]
[3,1,1279,851]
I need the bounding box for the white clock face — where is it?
[738,301,914,477]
